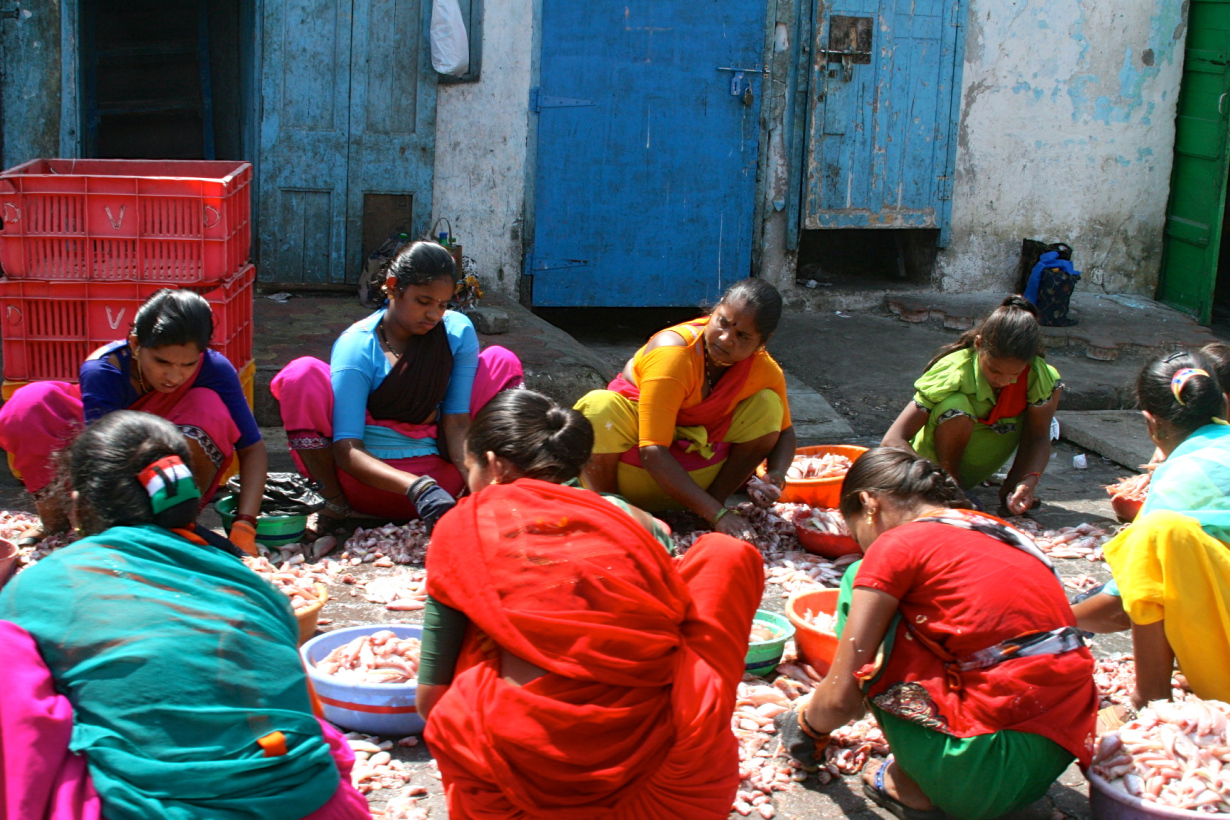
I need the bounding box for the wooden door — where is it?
[803,0,964,241]
[527,0,767,307]
[1157,0,1230,323]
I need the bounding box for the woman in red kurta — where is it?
[780,448,1097,820]
[421,390,764,819]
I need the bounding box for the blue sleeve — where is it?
[331,326,379,442]
[194,352,262,449]
[79,345,136,424]
[440,312,480,416]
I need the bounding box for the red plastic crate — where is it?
[0,263,253,382]
[0,159,251,283]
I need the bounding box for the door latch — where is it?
[0,2,20,18]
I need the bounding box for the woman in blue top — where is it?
[0,289,267,553]
[272,241,523,533]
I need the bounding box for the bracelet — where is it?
[406,475,438,504]
[766,469,787,487]
[234,513,258,526]
[231,519,256,532]
[797,710,832,743]
[1022,471,1042,484]
[712,506,734,526]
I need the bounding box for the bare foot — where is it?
[862,758,936,812]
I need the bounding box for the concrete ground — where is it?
[2,287,1209,819]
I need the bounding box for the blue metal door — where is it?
[528,0,767,307]
[803,0,965,241]
[258,0,435,283]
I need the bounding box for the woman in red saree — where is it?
[419,390,764,819]
[0,289,267,553]
[574,279,796,542]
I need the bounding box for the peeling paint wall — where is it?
[431,0,534,298]
[939,0,1187,294]
[0,0,63,168]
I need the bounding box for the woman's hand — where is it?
[747,473,783,508]
[714,508,756,542]
[1001,477,1038,516]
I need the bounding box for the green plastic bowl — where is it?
[215,495,307,547]
[745,610,796,677]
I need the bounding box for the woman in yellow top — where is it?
[575,279,796,541]
[882,296,1062,515]
[1096,351,1230,708]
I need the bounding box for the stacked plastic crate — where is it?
[0,159,255,406]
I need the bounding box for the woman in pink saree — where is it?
[0,289,267,553]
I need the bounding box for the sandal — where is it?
[862,757,946,820]
[305,497,351,542]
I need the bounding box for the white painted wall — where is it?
[938,0,1187,294]
[431,0,535,298]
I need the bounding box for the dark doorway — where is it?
[795,229,938,287]
[80,0,253,161]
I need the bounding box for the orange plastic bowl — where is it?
[793,515,861,559]
[761,445,868,508]
[1111,495,1143,523]
[785,588,840,676]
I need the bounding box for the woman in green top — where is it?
[0,411,369,820]
[882,296,1062,516]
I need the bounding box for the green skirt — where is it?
[835,563,1073,820]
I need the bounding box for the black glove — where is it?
[407,476,456,534]
[774,708,830,772]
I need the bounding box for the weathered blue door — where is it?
[258,0,435,283]
[528,0,767,307]
[803,0,965,240]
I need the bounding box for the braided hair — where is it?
[466,389,594,484]
[838,446,968,519]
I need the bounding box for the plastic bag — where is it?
[431,0,469,76]
[226,473,326,516]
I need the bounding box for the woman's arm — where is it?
[234,440,268,519]
[439,413,470,480]
[766,425,797,477]
[1001,390,1061,515]
[1072,591,1132,634]
[1131,619,1176,708]
[641,445,726,523]
[803,587,900,731]
[881,403,928,456]
[332,438,420,494]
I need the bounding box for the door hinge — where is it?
[0,1,20,18]
[529,87,595,113]
[937,174,953,202]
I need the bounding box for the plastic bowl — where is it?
[1111,495,1143,524]
[1087,770,1210,820]
[300,624,425,737]
[216,494,307,547]
[793,511,861,558]
[295,583,329,646]
[761,445,868,507]
[745,610,795,677]
[786,588,840,676]
[0,537,16,590]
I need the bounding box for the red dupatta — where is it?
[979,362,1032,426]
[424,479,746,818]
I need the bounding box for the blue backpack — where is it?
[1024,250,1081,327]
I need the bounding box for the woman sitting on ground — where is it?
[1073,352,1230,706]
[0,411,370,820]
[575,278,796,542]
[0,289,267,553]
[271,241,522,534]
[417,389,764,819]
[882,295,1061,515]
[779,447,1096,820]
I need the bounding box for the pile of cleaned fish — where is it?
[786,453,853,481]
[799,607,836,633]
[733,678,807,818]
[1107,473,1150,503]
[0,510,78,572]
[1095,657,1190,710]
[315,630,422,684]
[1062,573,1101,593]
[344,732,418,796]
[374,794,431,820]
[794,508,851,537]
[343,522,430,566]
[1092,697,1230,812]
[357,568,430,612]
[243,555,327,612]
[750,622,783,643]
[1006,518,1115,561]
[765,551,856,599]
[259,535,340,564]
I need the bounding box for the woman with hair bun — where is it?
[0,288,267,553]
[1081,351,1230,708]
[777,447,1096,820]
[882,295,1062,515]
[418,390,765,820]
[0,411,370,820]
[272,240,523,535]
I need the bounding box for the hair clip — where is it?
[1170,367,1209,406]
[137,455,201,514]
